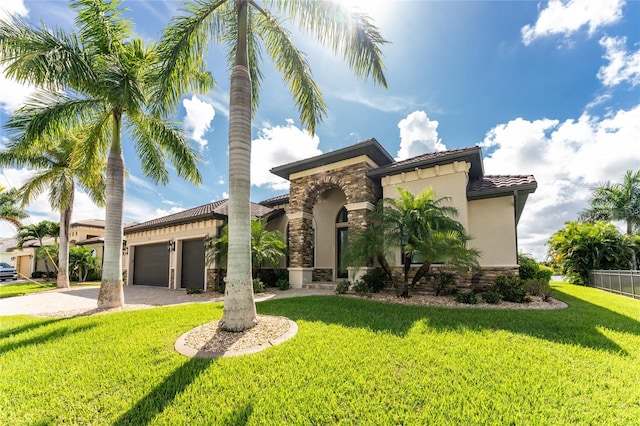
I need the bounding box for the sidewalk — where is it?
[0,285,334,317]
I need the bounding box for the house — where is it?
[0,219,110,279]
[123,138,537,291]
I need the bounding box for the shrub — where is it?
[535,265,553,282]
[352,280,371,295]
[87,271,101,281]
[360,269,387,293]
[214,281,225,294]
[258,269,288,287]
[70,275,79,282]
[276,278,290,291]
[252,278,265,293]
[493,274,527,303]
[456,290,477,304]
[31,271,45,279]
[435,272,457,296]
[46,271,57,279]
[481,291,502,304]
[335,281,350,294]
[186,287,203,294]
[523,279,554,302]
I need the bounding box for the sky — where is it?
[0,0,639,261]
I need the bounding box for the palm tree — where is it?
[382,188,480,297]
[157,0,387,331]
[0,0,203,307]
[580,170,640,235]
[0,186,28,228]
[342,203,394,282]
[16,220,59,277]
[206,218,287,279]
[0,130,105,288]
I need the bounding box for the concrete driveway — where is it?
[0,285,334,317]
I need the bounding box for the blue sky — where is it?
[1,0,639,260]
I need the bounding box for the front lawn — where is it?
[0,281,56,298]
[0,281,100,299]
[1,282,639,424]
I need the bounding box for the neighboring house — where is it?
[123,139,537,291]
[0,219,111,279]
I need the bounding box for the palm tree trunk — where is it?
[57,196,72,288]
[401,253,411,297]
[220,0,257,332]
[411,261,431,289]
[98,113,125,308]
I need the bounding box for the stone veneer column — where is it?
[287,211,314,288]
[345,201,376,277]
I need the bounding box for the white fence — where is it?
[589,270,640,300]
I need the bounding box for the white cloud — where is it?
[396,111,446,160]
[521,0,625,46]
[480,104,640,259]
[182,95,215,149]
[597,36,640,87]
[0,0,28,20]
[251,120,322,190]
[0,66,37,114]
[222,191,229,199]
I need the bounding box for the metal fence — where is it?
[589,270,640,300]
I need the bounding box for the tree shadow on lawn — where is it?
[257,291,640,355]
[0,323,97,354]
[113,357,214,426]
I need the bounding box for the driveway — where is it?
[0,285,334,317]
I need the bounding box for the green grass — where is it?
[0,281,56,298]
[0,281,100,299]
[1,282,639,425]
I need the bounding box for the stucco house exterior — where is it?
[123,138,537,291]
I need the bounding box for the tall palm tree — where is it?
[0,186,28,228]
[0,130,105,288]
[157,0,388,331]
[0,0,203,307]
[382,188,480,297]
[580,170,640,235]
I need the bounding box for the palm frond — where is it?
[0,16,96,90]
[70,0,132,55]
[153,0,225,112]
[266,0,388,87]
[128,113,203,185]
[254,6,327,134]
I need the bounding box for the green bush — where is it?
[352,280,371,295]
[276,278,290,291]
[186,287,203,294]
[214,280,225,294]
[535,265,553,282]
[87,271,101,281]
[493,274,528,303]
[481,291,502,304]
[435,272,457,296]
[258,269,288,287]
[456,290,477,304]
[31,271,45,278]
[523,279,554,302]
[335,281,350,294]
[252,278,265,293]
[360,269,387,293]
[518,253,539,280]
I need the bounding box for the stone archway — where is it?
[287,163,380,287]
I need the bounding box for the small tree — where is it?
[16,221,60,276]
[206,219,287,279]
[547,221,635,284]
[69,246,101,282]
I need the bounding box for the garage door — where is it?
[181,239,204,290]
[133,243,169,287]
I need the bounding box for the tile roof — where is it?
[467,175,537,195]
[260,193,290,206]
[70,219,105,228]
[124,199,274,233]
[368,146,484,180]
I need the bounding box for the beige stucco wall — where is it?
[468,196,517,266]
[312,188,346,276]
[380,161,471,230]
[70,225,104,243]
[125,218,223,288]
